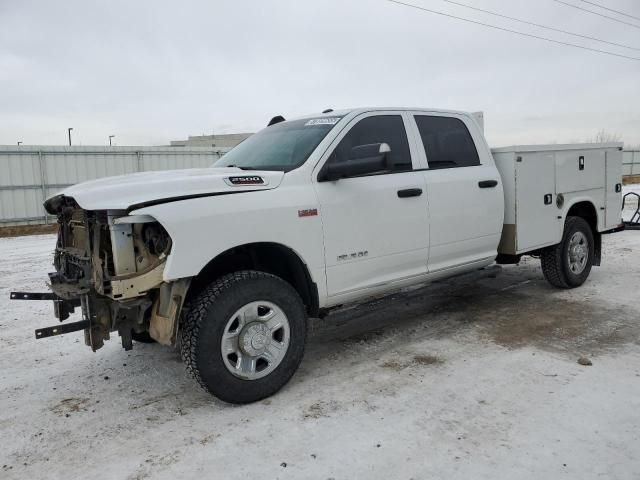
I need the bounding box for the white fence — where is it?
[0,146,229,226]
[1,146,638,227]
[624,150,640,176]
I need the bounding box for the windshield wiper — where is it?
[224,164,288,172]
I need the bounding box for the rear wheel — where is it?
[180,270,307,404]
[540,216,594,288]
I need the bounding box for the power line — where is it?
[438,0,640,51]
[386,0,640,61]
[580,0,640,22]
[551,0,640,29]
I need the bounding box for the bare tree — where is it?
[587,129,622,143]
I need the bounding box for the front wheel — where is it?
[540,216,594,288]
[180,270,307,404]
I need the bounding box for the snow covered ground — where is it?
[1,232,639,480]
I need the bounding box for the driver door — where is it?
[313,112,430,302]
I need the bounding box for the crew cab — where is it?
[11,107,624,403]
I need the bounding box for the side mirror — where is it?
[348,142,390,160]
[322,143,391,181]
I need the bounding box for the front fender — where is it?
[131,187,326,295]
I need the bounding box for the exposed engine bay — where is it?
[35,196,189,351]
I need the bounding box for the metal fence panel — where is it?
[0,146,229,226]
[623,150,639,176]
[142,151,219,171]
[3,146,637,226]
[0,151,40,187]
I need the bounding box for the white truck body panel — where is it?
[48,167,285,211]
[35,106,626,402]
[135,173,330,302]
[132,107,506,309]
[407,110,503,273]
[492,143,623,255]
[44,108,624,311]
[311,111,430,298]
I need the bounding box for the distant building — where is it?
[170,133,252,148]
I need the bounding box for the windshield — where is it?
[214,116,343,172]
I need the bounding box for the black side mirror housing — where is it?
[321,143,391,181]
[348,143,389,160]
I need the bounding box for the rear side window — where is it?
[415,115,480,169]
[330,115,412,172]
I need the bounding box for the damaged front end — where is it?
[12,196,189,351]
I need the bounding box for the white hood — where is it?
[44,167,284,213]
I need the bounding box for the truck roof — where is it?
[293,107,475,119]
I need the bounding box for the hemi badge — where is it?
[298,208,318,218]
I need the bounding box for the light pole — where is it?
[17,141,22,146]
[68,127,73,146]
[109,135,115,146]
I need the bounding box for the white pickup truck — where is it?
[12,107,624,403]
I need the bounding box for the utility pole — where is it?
[109,135,115,146]
[67,127,73,146]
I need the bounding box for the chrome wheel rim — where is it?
[568,231,588,275]
[221,301,290,380]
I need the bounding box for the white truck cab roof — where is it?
[289,106,476,119]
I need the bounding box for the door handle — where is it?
[478,180,498,188]
[397,188,423,198]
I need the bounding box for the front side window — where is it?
[415,115,480,169]
[215,117,343,172]
[328,115,412,172]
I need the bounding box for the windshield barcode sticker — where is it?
[305,118,340,126]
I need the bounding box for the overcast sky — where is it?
[1,0,639,147]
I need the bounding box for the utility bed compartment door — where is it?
[515,153,558,252]
[605,149,623,229]
[555,150,605,192]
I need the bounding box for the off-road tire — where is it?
[180,270,307,404]
[540,216,594,288]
